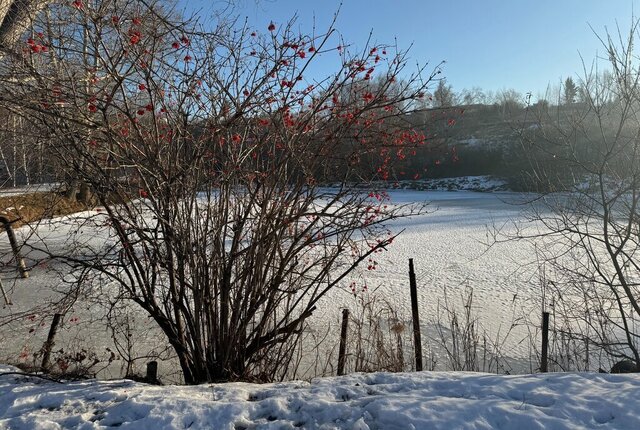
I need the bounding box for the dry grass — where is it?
[0,191,89,228]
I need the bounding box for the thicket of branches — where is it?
[517,18,640,371]
[0,0,448,383]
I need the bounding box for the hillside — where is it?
[399,102,599,191]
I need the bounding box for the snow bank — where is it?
[0,183,60,197]
[335,176,510,192]
[1,365,638,429]
[391,176,509,192]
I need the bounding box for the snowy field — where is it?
[1,364,638,429]
[0,189,548,380]
[312,190,542,374]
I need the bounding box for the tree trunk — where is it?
[78,182,94,205]
[65,179,79,200]
[0,1,51,53]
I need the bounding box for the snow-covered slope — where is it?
[1,365,638,429]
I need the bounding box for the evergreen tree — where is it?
[564,77,577,104]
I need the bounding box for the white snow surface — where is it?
[1,364,638,429]
[0,190,551,380]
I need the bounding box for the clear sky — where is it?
[182,0,638,97]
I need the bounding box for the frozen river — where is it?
[0,190,547,381]
[313,191,543,375]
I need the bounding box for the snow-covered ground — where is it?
[2,187,632,428]
[1,364,638,429]
[316,190,541,373]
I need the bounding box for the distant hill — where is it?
[397,102,596,191]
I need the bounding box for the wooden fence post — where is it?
[541,311,550,373]
[0,215,28,278]
[41,313,62,371]
[0,277,10,305]
[337,308,349,376]
[146,361,159,383]
[409,258,423,371]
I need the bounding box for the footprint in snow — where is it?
[593,410,615,424]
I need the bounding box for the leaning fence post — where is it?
[409,258,423,371]
[0,277,10,305]
[541,311,550,373]
[337,308,349,376]
[0,215,29,278]
[41,313,63,371]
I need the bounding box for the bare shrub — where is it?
[0,0,447,383]
[348,292,409,373]
[434,287,516,373]
[515,18,640,371]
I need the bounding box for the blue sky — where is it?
[182,0,637,97]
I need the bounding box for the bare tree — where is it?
[517,18,640,371]
[0,1,56,186]
[432,79,456,107]
[460,86,488,105]
[495,88,523,117]
[0,0,52,53]
[0,1,439,383]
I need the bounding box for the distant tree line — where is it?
[0,66,618,191]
